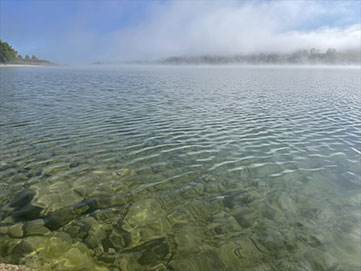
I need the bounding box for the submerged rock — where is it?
[112,168,133,178]
[122,199,170,245]
[5,189,43,221]
[10,173,28,183]
[8,223,24,238]
[10,204,43,221]
[169,249,225,271]
[223,191,254,209]
[137,238,170,265]
[86,227,107,249]
[11,240,34,257]
[44,198,97,231]
[31,181,84,214]
[24,219,50,236]
[8,189,35,209]
[120,237,172,269]
[20,232,109,271]
[0,226,8,235]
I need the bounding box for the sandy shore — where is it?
[0,64,44,67]
[0,263,33,271]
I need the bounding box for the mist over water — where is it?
[0,65,360,270]
[2,0,360,63]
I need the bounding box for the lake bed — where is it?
[0,65,360,271]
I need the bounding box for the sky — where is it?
[0,0,360,64]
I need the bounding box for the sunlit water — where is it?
[0,65,360,271]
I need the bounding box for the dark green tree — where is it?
[0,40,18,63]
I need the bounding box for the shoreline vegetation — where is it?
[159,49,361,65]
[94,48,361,66]
[0,40,54,66]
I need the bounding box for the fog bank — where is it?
[103,1,360,62]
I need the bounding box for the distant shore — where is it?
[0,64,45,67]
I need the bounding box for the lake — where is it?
[0,65,360,271]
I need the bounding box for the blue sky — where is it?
[1,0,360,63]
[1,1,149,51]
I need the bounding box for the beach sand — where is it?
[0,64,44,67]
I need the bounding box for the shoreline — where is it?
[0,263,33,270]
[0,64,45,67]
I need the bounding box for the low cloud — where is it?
[24,0,361,63]
[100,0,361,62]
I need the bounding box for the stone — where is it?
[0,162,12,170]
[112,168,132,178]
[94,246,103,257]
[12,173,28,183]
[204,175,217,182]
[12,240,34,256]
[69,162,80,168]
[114,226,132,248]
[232,208,257,229]
[11,204,43,221]
[31,181,83,213]
[8,223,24,238]
[93,208,119,224]
[137,239,170,265]
[98,253,115,264]
[64,225,81,239]
[174,232,204,255]
[170,250,224,271]
[223,191,254,209]
[24,219,50,236]
[0,215,15,224]
[122,199,170,246]
[9,189,35,209]
[0,263,33,271]
[86,235,98,249]
[73,185,91,197]
[44,198,97,231]
[0,226,8,235]
[64,247,93,267]
[93,170,105,174]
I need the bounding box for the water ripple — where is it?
[0,66,360,270]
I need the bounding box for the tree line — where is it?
[0,40,53,65]
[0,40,18,63]
[162,48,361,65]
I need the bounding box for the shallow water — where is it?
[0,65,360,271]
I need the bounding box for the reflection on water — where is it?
[0,66,360,271]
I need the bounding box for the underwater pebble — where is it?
[8,190,35,209]
[92,170,105,174]
[11,240,34,257]
[112,168,130,178]
[24,219,50,236]
[11,174,28,183]
[0,263,33,271]
[8,223,24,238]
[0,226,8,235]
[86,227,107,249]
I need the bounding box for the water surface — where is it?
[0,65,360,270]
